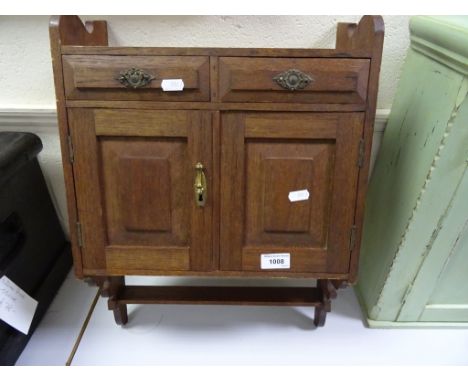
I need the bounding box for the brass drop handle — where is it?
[116,67,155,88]
[273,69,313,91]
[194,162,207,207]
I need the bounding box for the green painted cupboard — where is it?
[356,16,468,327]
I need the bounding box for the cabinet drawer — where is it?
[63,55,210,101]
[219,57,370,104]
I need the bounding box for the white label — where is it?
[261,253,290,269]
[288,189,310,202]
[161,79,184,91]
[0,276,38,335]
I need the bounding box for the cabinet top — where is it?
[50,15,384,59]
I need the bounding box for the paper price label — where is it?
[261,253,291,269]
[161,79,184,91]
[288,189,310,202]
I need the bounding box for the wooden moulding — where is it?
[84,268,349,279]
[65,100,368,112]
[60,46,374,58]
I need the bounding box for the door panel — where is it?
[245,142,333,246]
[68,109,213,273]
[119,155,172,232]
[101,138,189,247]
[220,112,364,274]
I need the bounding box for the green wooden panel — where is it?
[429,222,468,305]
[397,132,468,320]
[357,50,465,320]
[356,16,468,326]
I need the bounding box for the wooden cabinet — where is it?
[50,15,384,327]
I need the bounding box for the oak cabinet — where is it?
[50,15,384,327]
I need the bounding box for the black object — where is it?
[0,132,72,365]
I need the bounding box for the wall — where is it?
[0,15,411,232]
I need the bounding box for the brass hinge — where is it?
[76,221,83,248]
[67,134,74,164]
[349,225,357,251]
[357,138,365,168]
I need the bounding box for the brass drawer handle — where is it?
[117,68,155,88]
[194,162,207,207]
[273,69,313,91]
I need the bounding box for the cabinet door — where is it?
[220,112,364,274]
[68,109,213,274]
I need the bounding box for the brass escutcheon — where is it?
[273,69,313,91]
[117,68,155,89]
[194,162,207,207]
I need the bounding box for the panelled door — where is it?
[220,112,364,274]
[68,108,213,274]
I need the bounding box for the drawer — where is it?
[62,55,210,101]
[218,57,370,104]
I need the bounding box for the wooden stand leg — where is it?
[100,276,128,326]
[111,300,128,326]
[314,305,327,327]
[314,279,339,327]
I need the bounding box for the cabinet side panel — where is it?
[68,108,107,271]
[326,113,364,273]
